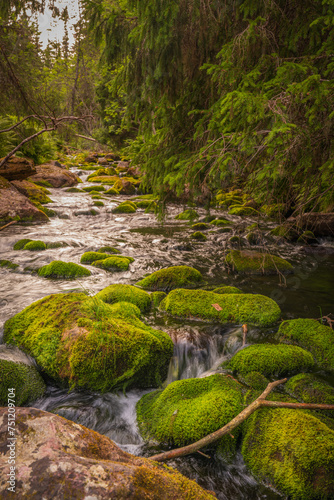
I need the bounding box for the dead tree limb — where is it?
[149,378,334,462]
[0,221,17,231]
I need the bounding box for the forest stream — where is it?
[1,165,334,500]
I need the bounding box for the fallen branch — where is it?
[149,378,334,462]
[0,221,17,231]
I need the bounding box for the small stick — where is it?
[0,221,17,231]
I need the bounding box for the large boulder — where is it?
[159,288,281,327]
[136,265,204,292]
[0,156,36,181]
[29,163,79,187]
[0,176,49,225]
[0,344,46,406]
[11,179,52,204]
[0,408,216,499]
[4,292,173,391]
[287,212,334,237]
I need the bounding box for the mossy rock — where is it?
[137,374,244,457]
[3,293,174,392]
[23,240,47,251]
[98,246,120,254]
[105,187,119,195]
[80,251,114,264]
[190,231,207,241]
[92,256,134,272]
[225,344,314,377]
[276,319,334,372]
[228,206,259,216]
[191,223,210,230]
[113,202,137,214]
[212,286,242,294]
[0,259,19,270]
[136,265,204,292]
[297,231,317,244]
[82,185,106,192]
[229,235,245,246]
[270,225,300,241]
[241,404,334,499]
[150,291,167,308]
[241,371,269,391]
[210,218,231,226]
[286,373,334,417]
[31,201,57,217]
[0,359,46,406]
[65,187,82,193]
[175,209,198,221]
[225,250,293,275]
[96,284,151,313]
[93,201,104,207]
[160,289,281,327]
[136,200,155,209]
[13,238,33,250]
[38,261,91,279]
[91,194,102,199]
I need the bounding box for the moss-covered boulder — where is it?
[229,235,245,246]
[80,251,115,264]
[228,206,258,216]
[13,238,33,250]
[276,319,334,372]
[286,373,334,417]
[136,265,204,292]
[241,404,334,499]
[0,345,46,406]
[225,344,314,377]
[225,250,293,275]
[191,231,207,241]
[151,291,167,308]
[113,202,137,214]
[137,374,244,456]
[191,222,210,230]
[96,284,151,313]
[92,255,134,272]
[65,187,82,193]
[210,218,231,226]
[241,371,269,391]
[23,240,47,251]
[93,200,104,207]
[3,293,174,392]
[0,259,19,270]
[82,185,106,192]
[105,187,119,195]
[270,224,300,241]
[212,286,243,294]
[175,209,198,221]
[38,261,91,279]
[160,289,281,327]
[297,230,317,244]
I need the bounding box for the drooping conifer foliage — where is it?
[83,0,334,211]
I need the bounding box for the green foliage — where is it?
[96,284,151,312]
[225,250,294,274]
[136,265,204,292]
[160,288,281,327]
[0,359,46,406]
[175,209,198,221]
[37,261,91,279]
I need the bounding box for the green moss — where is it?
[136,200,154,208]
[260,203,285,218]
[160,289,281,327]
[210,218,231,226]
[241,371,269,391]
[270,225,299,241]
[82,185,106,192]
[136,265,204,292]
[225,250,293,275]
[212,286,242,294]
[31,201,56,217]
[38,261,91,279]
[107,301,142,319]
[65,187,83,193]
[90,209,98,216]
[13,239,32,250]
[190,231,207,241]
[228,206,259,216]
[93,200,104,207]
[175,209,198,221]
[96,284,151,313]
[98,246,120,254]
[92,255,134,272]
[23,240,47,251]
[3,293,173,392]
[137,374,243,456]
[80,251,114,264]
[0,359,46,406]
[225,344,314,377]
[191,223,210,230]
[276,319,334,372]
[241,405,334,499]
[104,187,119,195]
[286,373,334,417]
[33,179,52,188]
[0,259,19,270]
[151,291,167,308]
[297,231,317,244]
[46,242,68,249]
[91,194,102,199]
[113,202,137,214]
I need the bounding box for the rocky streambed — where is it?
[1,154,334,499]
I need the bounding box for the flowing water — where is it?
[1,166,334,499]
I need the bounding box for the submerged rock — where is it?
[137,374,243,456]
[0,408,216,499]
[11,179,52,205]
[225,249,293,275]
[96,284,151,313]
[0,345,45,406]
[160,289,281,327]
[29,163,80,188]
[136,265,204,292]
[276,318,334,372]
[4,293,173,392]
[225,344,314,377]
[38,261,91,279]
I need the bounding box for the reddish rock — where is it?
[0,176,48,224]
[0,156,36,181]
[29,164,80,188]
[0,408,215,500]
[105,152,120,161]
